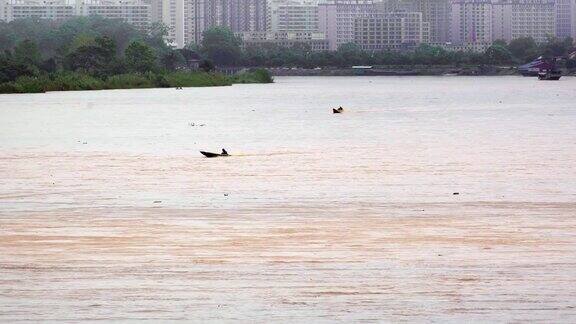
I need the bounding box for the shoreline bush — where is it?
[0,70,274,94]
[233,69,274,84]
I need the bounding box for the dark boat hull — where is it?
[200,151,224,158]
[539,76,561,80]
[538,71,562,80]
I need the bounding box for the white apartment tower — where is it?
[150,0,267,48]
[376,0,451,43]
[0,0,150,29]
[269,0,320,33]
[1,0,75,21]
[492,0,555,44]
[318,0,377,50]
[450,0,493,44]
[555,0,576,39]
[353,11,430,51]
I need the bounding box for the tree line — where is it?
[1,17,575,88]
[0,18,272,93]
[0,16,208,83]
[202,27,575,68]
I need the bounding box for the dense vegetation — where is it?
[0,17,272,93]
[240,39,575,69]
[243,39,573,68]
[188,26,575,68]
[1,16,574,93]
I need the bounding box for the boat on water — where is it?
[200,149,229,158]
[333,107,344,114]
[538,69,562,80]
[518,57,557,77]
[518,56,562,80]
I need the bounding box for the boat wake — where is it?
[228,151,310,157]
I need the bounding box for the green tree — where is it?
[412,44,450,65]
[492,39,508,47]
[336,42,363,66]
[0,22,17,51]
[507,37,538,63]
[484,45,514,64]
[144,22,170,55]
[65,36,118,76]
[201,26,242,66]
[68,33,97,53]
[125,41,157,73]
[199,59,215,72]
[160,50,185,71]
[540,37,573,58]
[0,56,37,83]
[13,39,42,66]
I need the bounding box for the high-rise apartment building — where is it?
[492,0,555,44]
[450,0,493,44]
[221,0,267,32]
[555,0,576,38]
[0,0,149,29]
[319,0,377,50]
[80,0,150,30]
[147,0,199,48]
[411,0,450,42]
[240,30,329,51]
[1,0,74,21]
[354,11,429,50]
[152,0,267,48]
[376,0,450,43]
[269,0,320,33]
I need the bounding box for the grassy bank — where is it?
[0,69,273,94]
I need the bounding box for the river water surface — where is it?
[1,76,576,322]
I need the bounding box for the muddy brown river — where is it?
[1,76,575,322]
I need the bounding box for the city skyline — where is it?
[1,0,575,50]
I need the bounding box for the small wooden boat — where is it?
[538,69,561,80]
[200,151,229,158]
[333,107,344,114]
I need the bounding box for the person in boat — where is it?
[221,149,229,156]
[338,107,344,111]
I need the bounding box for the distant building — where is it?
[147,0,201,49]
[492,0,556,44]
[147,0,267,48]
[376,0,451,43]
[0,0,149,30]
[269,0,320,33]
[450,0,493,45]
[409,0,451,43]
[1,0,74,21]
[240,31,329,51]
[353,12,430,51]
[212,0,268,33]
[81,0,150,30]
[555,0,576,39]
[319,0,377,50]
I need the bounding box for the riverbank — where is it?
[270,65,576,77]
[0,69,273,94]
